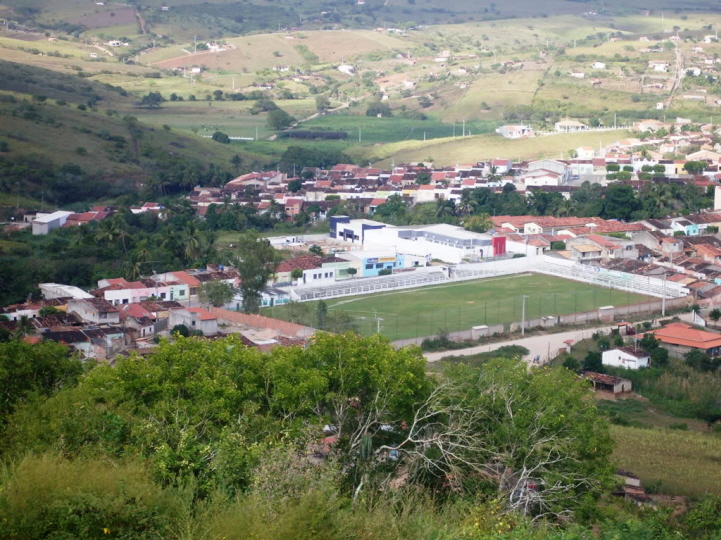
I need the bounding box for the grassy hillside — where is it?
[354,129,630,166]
[0,60,270,207]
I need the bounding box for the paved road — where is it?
[423,312,694,364]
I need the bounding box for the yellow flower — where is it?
[103,528,111,534]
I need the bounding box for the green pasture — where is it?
[264,273,651,340]
[297,114,500,144]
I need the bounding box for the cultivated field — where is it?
[611,425,721,497]
[264,273,650,340]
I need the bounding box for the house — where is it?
[496,125,534,139]
[671,219,699,237]
[275,255,323,284]
[67,298,121,325]
[602,347,651,370]
[643,322,721,358]
[583,372,632,394]
[554,120,589,133]
[569,71,586,79]
[591,62,606,69]
[520,169,563,187]
[634,119,667,133]
[649,61,670,72]
[168,307,218,336]
[576,146,595,160]
[32,211,74,235]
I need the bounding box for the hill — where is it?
[0,60,269,207]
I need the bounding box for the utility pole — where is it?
[521,295,529,336]
[359,128,362,142]
[462,118,466,137]
[662,272,667,316]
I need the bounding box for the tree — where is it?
[309,245,323,256]
[212,131,230,144]
[171,324,190,337]
[316,300,328,329]
[230,154,242,174]
[710,308,721,323]
[393,360,615,517]
[236,232,278,313]
[138,91,164,108]
[684,349,720,372]
[315,95,330,112]
[347,267,357,278]
[415,172,431,185]
[287,179,303,192]
[582,350,603,372]
[267,108,295,130]
[38,306,59,317]
[290,268,303,282]
[463,213,493,233]
[0,339,82,421]
[684,161,706,175]
[366,102,391,117]
[198,280,235,308]
[602,184,640,221]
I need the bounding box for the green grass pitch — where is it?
[264,273,653,340]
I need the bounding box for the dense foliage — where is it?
[0,335,719,539]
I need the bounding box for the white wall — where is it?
[602,349,650,370]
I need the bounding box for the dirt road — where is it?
[424,312,694,364]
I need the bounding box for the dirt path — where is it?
[665,42,683,108]
[424,312,695,364]
[136,9,147,35]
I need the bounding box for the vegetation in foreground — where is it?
[1,335,721,539]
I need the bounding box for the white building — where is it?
[39,283,94,300]
[602,347,651,370]
[591,62,606,69]
[520,169,563,187]
[168,308,218,335]
[329,218,496,264]
[496,125,534,139]
[554,120,589,133]
[32,211,74,235]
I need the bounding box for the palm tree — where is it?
[94,219,118,245]
[457,190,477,216]
[554,199,578,218]
[13,315,36,339]
[182,222,202,263]
[435,198,455,218]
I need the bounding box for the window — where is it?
[160,293,166,299]
[178,290,185,296]
[122,299,129,304]
[376,263,383,269]
[365,264,373,269]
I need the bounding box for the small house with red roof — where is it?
[169,307,218,336]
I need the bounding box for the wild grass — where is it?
[610,425,721,497]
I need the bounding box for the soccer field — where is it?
[264,273,652,340]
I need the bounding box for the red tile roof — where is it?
[185,307,217,321]
[644,322,721,350]
[276,255,322,273]
[172,271,201,288]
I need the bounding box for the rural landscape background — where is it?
[1,0,721,538]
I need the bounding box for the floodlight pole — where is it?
[662,272,667,317]
[521,295,529,336]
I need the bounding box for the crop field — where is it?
[360,129,630,166]
[611,425,721,497]
[264,273,650,340]
[297,114,499,144]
